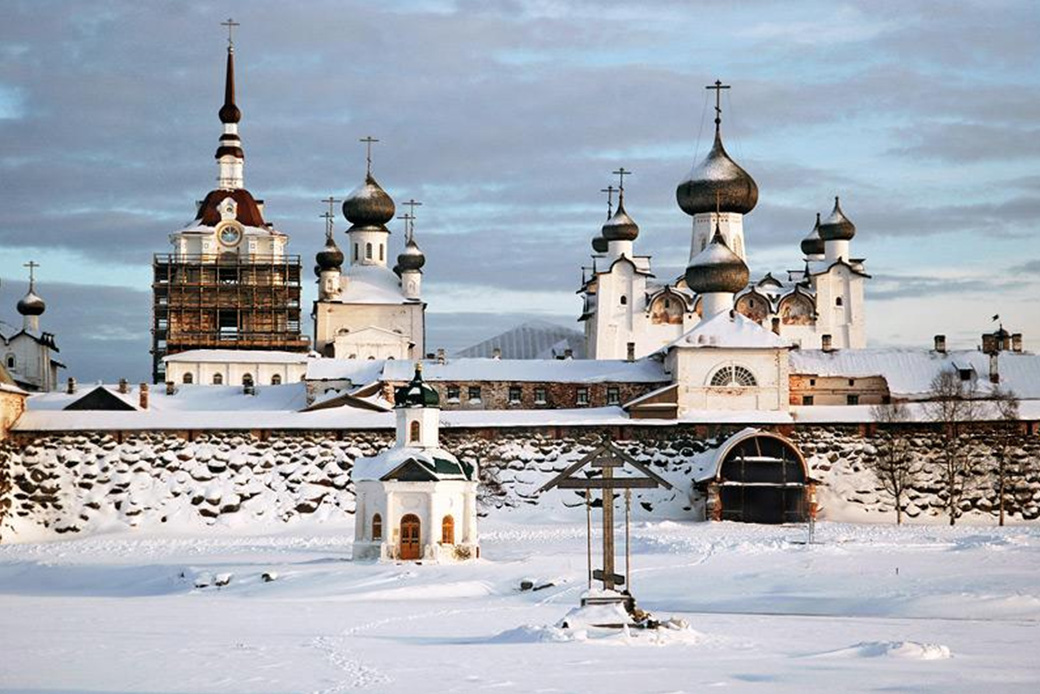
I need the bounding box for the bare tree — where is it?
[991,387,1021,526]
[924,369,982,526]
[868,400,919,524]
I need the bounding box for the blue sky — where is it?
[0,0,1038,381]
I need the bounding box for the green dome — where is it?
[394,363,440,408]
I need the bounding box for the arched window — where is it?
[620,295,628,305]
[5,354,13,369]
[271,374,282,385]
[242,373,254,387]
[213,373,224,385]
[182,373,193,384]
[366,242,373,260]
[710,365,758,387]
[441,515,455,544]
[372,513,383,541]
[410,420,421,443]
[835,296,843,306]
[353,243,359,262]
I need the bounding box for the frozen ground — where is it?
[1,519,1038,693]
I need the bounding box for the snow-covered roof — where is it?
[789,348,1040,399]
[662,311,790,352]
[352,446,472,482]
[27,383,309,412]
[338,264,409,305]
[382,358,670,383]
[163,349,313,364]
[304,358,387,383]
[0,382,28,396]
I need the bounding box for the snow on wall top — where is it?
[381,358,671,383]
[27,383,309,412]
[790,348,1040,398]
[305,359,387,383]
[663,310,790,351]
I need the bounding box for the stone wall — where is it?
[1,423,1038,541]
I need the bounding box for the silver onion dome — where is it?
[316,234,344,271]
[818,196,856,241]
[591,235,608,253]
[800,213,825,256]
[600,200,639,242]
[17,288,46,316]
[397,237,426,272]
[342,174,396,229]
[676,130,758,216]
[684,229,749,295]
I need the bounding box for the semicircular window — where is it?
[710,365,757,387]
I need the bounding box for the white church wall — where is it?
[669,347,790,414]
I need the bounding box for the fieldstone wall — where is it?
[1,423,1037,541]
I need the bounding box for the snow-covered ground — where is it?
[1,519,1038,693]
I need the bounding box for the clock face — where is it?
[219,225,242,246]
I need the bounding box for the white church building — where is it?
[352,364,479,562]
[1,264,63,392]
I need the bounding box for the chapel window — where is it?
[441,515,455,544]
[410,420,421,442]
[372,513,383,541]
[213,373,224,385]
[710,365,758,387]
[271,374,282,385]
[182,373,193,384]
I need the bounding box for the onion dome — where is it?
[591,235,608,253]
[676,129,758,216]
[800,213,825,256]
[601,200,639,242]
[684,228,749,294]
[818,196,856,241]
[316,234,344,271]
[397,237,426,272]
[17,287,46,316]
[342,174,395,230]
[394,364,439,408]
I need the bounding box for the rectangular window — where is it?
[218,310,238,340]
[508,386,522,404]
[809,378,816,386]
[847,394,859,405]
[576,388,589,406]
[446,385,460,401]
[534,387,547,405]
[848,378,855,386]
[468,386,481,402]
[606,387,620,405]
[802,395,814,406]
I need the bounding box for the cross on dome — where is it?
[706,79,731,129]
[360,136,380,176]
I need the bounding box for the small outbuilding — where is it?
[352,364,479,562]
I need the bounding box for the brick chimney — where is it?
[626,342,635,362]
[564,348,573,360]
[436,348,446,365]
[165,381,176,395]
[934,335,946,353]
[492,347,502,360]
[118,378,128,394]
[989,354,1000,384]
[138,383,149,409]
[66,377,76,394]
[821,334,833,352]
[1012,333,1023,353]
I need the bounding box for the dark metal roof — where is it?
[195,188,266,227]
[818,196,856,241]
[676,129,758,216]
[684,230,749,294]
[343,174,395,230]
[600,200,639,241]
[393,364,439,408]
[800,212,825,256]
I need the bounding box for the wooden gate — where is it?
[399,514,421,560]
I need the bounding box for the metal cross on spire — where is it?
[24,260,39,285]
[320,211,335,238]
[600,184,617,219]
[396,213,415,240]
[320,196,340,239]
[612,168,631,204]
[359,136,379,177]
[402,199,422,240]
[706,79,730,129]
[221,18,240,49]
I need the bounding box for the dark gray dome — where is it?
[601,201,639,241]
[684,230,749,294]
[394,364,439,408]
[676,130,758,216]
[818,196,856,241]
[397,237,426,272]
[316,235,344,271]
[800,213,825,256]
[591,235,608,253]
[17,288,45,316]
[343,174,395,229]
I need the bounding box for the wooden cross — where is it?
[600,184,616,219]
[359,136,379,176]
[221,18,240,48]
[706,79,730,127]
[24,260,39,284]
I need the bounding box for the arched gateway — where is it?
[696,428,815,524]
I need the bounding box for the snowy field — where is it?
[1,519,1039,693]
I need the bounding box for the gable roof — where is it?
[63,386,137,411]
[661,310,790,353]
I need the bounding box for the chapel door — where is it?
[400,514,421,560]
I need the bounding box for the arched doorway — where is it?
[701,429,812,524]
[399,514,421,560]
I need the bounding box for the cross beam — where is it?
[359,136,379,176]
[221,18,240,48]
[706,79,731,127]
